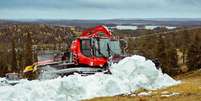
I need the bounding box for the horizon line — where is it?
[1,17,201,21]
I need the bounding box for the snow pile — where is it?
[0,78,8,86]
[0,77,29,86]
[0,55,180,101]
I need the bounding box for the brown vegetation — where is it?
[126,27,201,75]
[0,24,200,77]
[0,24,76,76]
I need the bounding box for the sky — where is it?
[0,0,201,19]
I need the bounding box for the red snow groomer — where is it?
[38,25,125,77]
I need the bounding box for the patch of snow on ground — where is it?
[0,55,180,101]
[137,91,152,96]
[161,92,180,97]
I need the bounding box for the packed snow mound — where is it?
[0,78,8,86]
[0,55,180,101]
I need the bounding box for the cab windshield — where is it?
[80,38,121,57]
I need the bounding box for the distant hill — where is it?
[1,18,201,27]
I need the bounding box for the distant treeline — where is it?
[127,27,201,75]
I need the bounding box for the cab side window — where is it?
[81,39,92,57]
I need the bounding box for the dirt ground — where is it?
[84,70,201,101]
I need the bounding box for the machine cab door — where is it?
[80,39,93,57]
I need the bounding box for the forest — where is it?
[0,24,76,76]
[0,24,200,76]
[127,27,201,75]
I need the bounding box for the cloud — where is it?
[2,0,200,10]
[0,0,201,19]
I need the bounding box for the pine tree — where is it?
[24,32,33,66]
[166,43,179,75]
[180,30,190,64]
[11,38,17,72]
[187,34,201,70]
[155,35,168,72]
